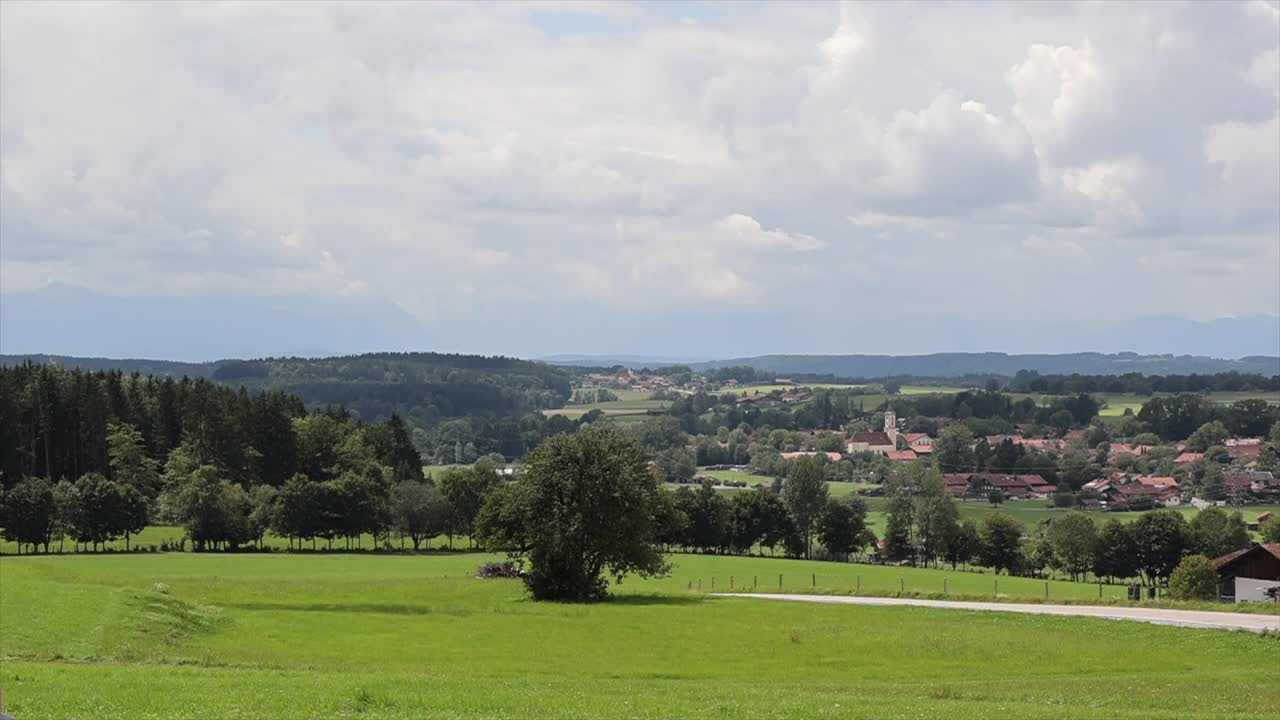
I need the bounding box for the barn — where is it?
[1212,543,1280,602]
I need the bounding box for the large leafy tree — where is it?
[1131,510,1189,587]
[390,480,451,550]
[943,519,981,570]
[1184,421,1229,453]
[933,425,977,472]
[1047,512,1096,581]
[1091,519,1137,583]
[71,472,147,551]
[818,497,867,560]
[107,422,161,499]
[978,512,1024,575]
[475,425,670,601]
[687,479,731,553]
[439,463,501,547]
[784,455,829,559]
[170,465,250,551]
[0,477,56,553]
[1187,506,1250,559]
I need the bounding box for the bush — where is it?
[1168,554,1219,601]
[476,561,526,579]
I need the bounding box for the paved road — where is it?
[715,593,1280,632]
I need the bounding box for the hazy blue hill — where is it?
[692,352,1280,378]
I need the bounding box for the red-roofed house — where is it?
[1175,452,1203,465]
[901,433,933,448]
[885,449,917,462]
[942,473,970,497]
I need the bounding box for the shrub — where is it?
[1168,554,1219,601]
[476,561,526,579]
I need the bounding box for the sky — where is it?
[1,1,1278,360]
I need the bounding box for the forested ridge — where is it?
[210,352,572,424]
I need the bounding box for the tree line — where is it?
[1007,370,1280,396]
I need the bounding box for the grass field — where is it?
[2,552,1277,720]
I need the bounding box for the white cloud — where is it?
[0,0,1276,334]
[714,214,825,252]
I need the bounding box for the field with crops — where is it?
[2,551,1277,720]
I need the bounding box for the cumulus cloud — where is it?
[714,214,825,252]
[0,0,1276,335]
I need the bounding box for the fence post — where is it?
[811,573,816,588]
[779,574,783,589]
[994,579,998,596]
[753,575,757,589]
[1099,583,1103,599]
[856,576,861,593]
[730,576,734,590]
[900,578,904,594]
[944,578,947,594]
[1045,581,1049,599]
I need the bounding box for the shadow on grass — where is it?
[222,602,473,616]
[598,593,705,607]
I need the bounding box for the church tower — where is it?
[884,407,898,443]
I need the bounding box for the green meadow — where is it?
[2,551,1277,720]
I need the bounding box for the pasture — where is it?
[2,552,1277,720]
[542,389,670,419]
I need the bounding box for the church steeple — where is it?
[884,407,898,443]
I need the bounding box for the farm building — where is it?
[1213,544,1280,602]
[940,473,1057,499]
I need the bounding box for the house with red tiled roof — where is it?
[901,432,932,448]
[1106,480,1181,506]
[885,449,917,462]
[942,473,970,497]
[1174,452,1203,465]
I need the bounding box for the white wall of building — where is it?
[1234,577,1280,603]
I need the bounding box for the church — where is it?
[846,409,899,455]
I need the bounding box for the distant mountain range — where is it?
[8,351,1275,380]
[690,352,1280,378]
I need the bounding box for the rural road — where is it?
[715,593,1280,633]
